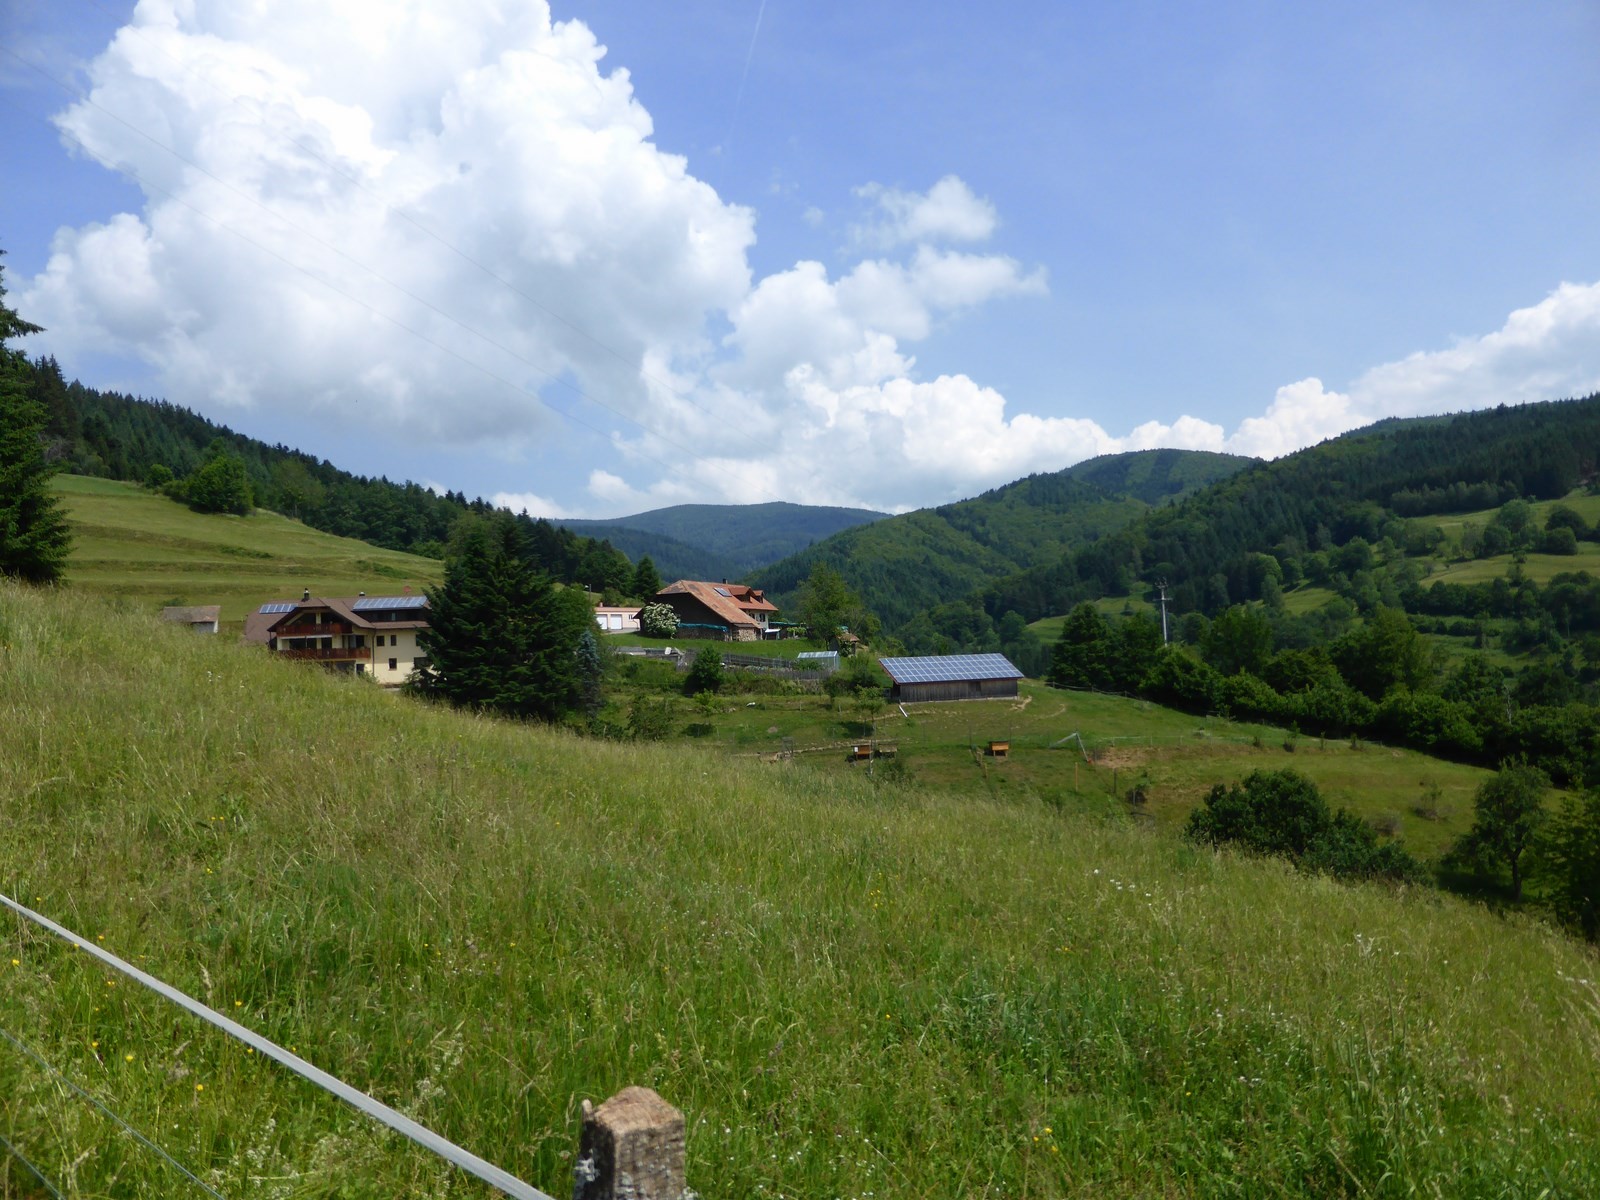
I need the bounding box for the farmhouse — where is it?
[879,653,1025,703]
[161,604,220,634]
[243,592,430,685]
[651,580,779,641]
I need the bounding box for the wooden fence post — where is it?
[573,1086,687,1200]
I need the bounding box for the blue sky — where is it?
[4,0,1599,517]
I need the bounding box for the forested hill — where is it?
[974,395,1600,626]
[754,449,1252,629]
[556,500,887,582]
[16,356,642,592]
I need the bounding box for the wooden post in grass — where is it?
[573,1086,686,1200]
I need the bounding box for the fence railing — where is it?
[1,891,688,1200]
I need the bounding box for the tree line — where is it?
[10,350,652,596]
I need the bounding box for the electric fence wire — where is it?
[68,0,779,463]
[0,1024,227,1200]
[0,1128,66,1200]
[0,893,555,1200]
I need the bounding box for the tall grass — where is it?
[2,582,1599,1197]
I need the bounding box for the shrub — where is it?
[1186,769,1424,884]
[637,602,679,638]
[626,696,676,741]
[684,645,725,696]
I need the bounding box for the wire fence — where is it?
[0,891,556,1200]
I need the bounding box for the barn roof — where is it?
[161,605,220,625]
[878,653,1024,685]
[655,580,770,629]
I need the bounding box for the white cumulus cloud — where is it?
[852,175,999,248]
[17,2,1600,518]
[1223,282,1600,459]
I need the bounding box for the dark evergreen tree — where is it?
[0,252,71,584]
[1049,603,1114,689]
[576,629,605,719]
[631,554,662,599]
[416,520,592,721]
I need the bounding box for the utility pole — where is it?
[1156,579,1170,644]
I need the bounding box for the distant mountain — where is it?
[753,449,1254,629]
[556,501,888,581]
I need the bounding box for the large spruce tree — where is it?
[0,251,71,584]
[416,516,593,721]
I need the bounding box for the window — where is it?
[414,656,431,671]
[388,658,397,671]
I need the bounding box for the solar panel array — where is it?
[352,595,427,611]
[878,653,1024,684]
[258,601,296,614]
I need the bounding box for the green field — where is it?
[54,474,442,627]
[5,583,1600,1197]
[655,677,1492,863]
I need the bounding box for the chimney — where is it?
[302,588,310,602]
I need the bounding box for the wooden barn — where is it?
[879,653,1024,703]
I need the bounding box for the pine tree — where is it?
[631,554,662,600]
[0,251,71,584]
[417,518,592,721]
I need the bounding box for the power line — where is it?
[0,1129,65,1200]
[0,1024,226,1200]
[1,892,554,1200]
[63,0,777,460]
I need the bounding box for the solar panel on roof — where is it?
[352,595,427,611]
[258,601,295,614]
[713,587,732,597]
[878,654,1023,684]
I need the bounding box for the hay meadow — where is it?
[3,582,1600,1198]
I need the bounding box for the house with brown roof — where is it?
[243,591,430,685]
[651,580,779,641]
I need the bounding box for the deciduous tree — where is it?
[1451,760,1549,901]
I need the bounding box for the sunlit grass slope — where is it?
[54,474,441,625]
[2,583,1599,1198]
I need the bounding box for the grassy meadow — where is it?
[4,583,1600,1197]
[54,474,442,628]
[650,675,1492,865]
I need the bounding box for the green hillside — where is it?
[755,449,1252,629]
[3,583,1598,1197]
[54,474,442,626]
[557,500,888,582]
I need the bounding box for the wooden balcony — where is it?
[277,645,371,661]
[277,621,355,638]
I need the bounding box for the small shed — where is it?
[796,650,840,674]
[879,653,1024,703]
[161,605,221,634]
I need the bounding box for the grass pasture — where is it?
[679,679,1490,863]
[5,584,1598,1197]
[54,474,442,627]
